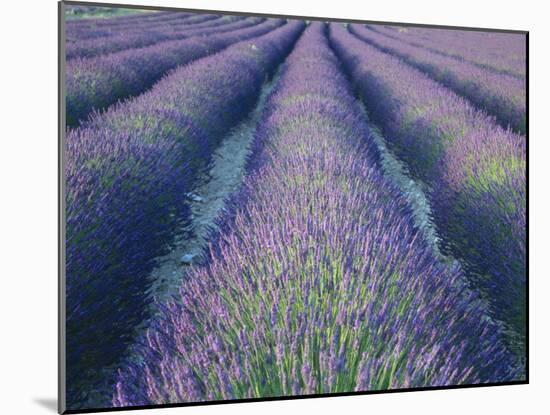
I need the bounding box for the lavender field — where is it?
[63,6,527,412]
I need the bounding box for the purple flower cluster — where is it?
[66,13,219,44]
[368,24,526,79]
[111,23,518,407]
[66,18,285,126]
[66,10,198,40]
[65,20,305,407]
[66,14,247,60]
[329,23,526,350]
[348,24,526,134]
[65,12,208,40]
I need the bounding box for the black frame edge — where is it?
[525,30,530,384]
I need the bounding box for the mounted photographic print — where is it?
[58,1,528,413]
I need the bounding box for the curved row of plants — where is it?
[66,18,285,126]
[66,14,245,59]
[112,22,518,407]
[348,24,526,134]
[367,24,525,79]
[329,23,526,352]
[66,12,213,43]
[66,10,201,36]
[65,20,305,407]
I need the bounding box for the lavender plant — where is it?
[66,15,247,60]
[65,20,305,407]
[66,10,202,34]
[329,23,526,352]
[348,24,526,134]
[368,24,526,79]
[65,12,198,42]
[66,18,285,126]
[112,23,518,407]
[67,13,218,47]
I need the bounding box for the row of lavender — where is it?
[66,12,209,45]
[66,10,194,34]
[369,24,526,79]
[112,23,519,407]
[66,14,247,60]
[348,24,526,134]
[66,18,284,126]
[65,21,305,407]
[65,12,212,42]
[330,24,526,350]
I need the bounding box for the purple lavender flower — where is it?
[111,23,519,407]
[65,21,305,408]
[348,24,526,133]
[66,18,285,125]
[367,24,526,79]
[329,23,526,351]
